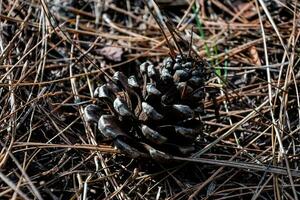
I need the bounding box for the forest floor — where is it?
[0,0,300,199]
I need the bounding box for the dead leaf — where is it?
[98,46,123,62]
[249,46,261,66]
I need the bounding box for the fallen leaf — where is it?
[98,46,123,62]
[249,46,261,66]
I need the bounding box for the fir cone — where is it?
[85,55,211,161]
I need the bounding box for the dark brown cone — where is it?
[85,55,211,161]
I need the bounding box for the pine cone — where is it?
[85,55,210,161]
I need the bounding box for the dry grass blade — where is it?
[0,171,31,200]
[173,156,300,177]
